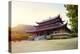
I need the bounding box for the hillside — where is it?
[11,24,35,41]
[12,24,36,32]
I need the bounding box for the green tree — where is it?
[64,5,78,37]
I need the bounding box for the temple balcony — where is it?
[51,32,70,36]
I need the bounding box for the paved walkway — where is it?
[11,38,78,53]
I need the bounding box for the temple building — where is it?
[27,15,71,40]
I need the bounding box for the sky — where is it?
[12,1,69,28]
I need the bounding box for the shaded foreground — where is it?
[11,38,78,53]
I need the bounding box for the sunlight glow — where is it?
[12,1,69,28]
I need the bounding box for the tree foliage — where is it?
[64,5,78,37]
[11,31,32,41]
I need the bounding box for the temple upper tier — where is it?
[26,15,70,33]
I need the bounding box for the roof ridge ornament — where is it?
[58,14,60,17]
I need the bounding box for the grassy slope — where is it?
[11,38,78,53]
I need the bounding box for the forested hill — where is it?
[12,24,35,32]
[11,24,35,41]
